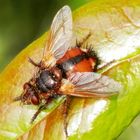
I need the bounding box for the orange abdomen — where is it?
[57,48,95,74]
[57,48,83,63]
[73,59,93,72]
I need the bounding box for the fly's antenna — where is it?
[13,95,22,102]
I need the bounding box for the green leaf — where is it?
[118,114,140,140]
[0,0,140,140]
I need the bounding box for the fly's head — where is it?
[14,82,40,105]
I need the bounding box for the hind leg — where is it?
[63,96,71,137]
[97,60,116,71]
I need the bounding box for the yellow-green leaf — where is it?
[0,0,140,140]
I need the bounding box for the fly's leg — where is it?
[76,32,92,48]
[63,96,71,137]
[30,96,53,123]
[97,60,115,72]
[30,104,47,123]
[28,57,41,67]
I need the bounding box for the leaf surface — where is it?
[0,0,140,140]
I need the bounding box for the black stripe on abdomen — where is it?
[57,53,88,75]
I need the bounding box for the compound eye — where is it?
[31,95,39,105]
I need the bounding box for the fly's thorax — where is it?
[36,67,62,93]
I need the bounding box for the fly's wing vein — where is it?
[60,72,122,97]
[42,6,73,67]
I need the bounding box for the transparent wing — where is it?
[43,5,73,67]
[60,72,122,97]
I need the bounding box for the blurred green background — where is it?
[0,0,91,71]
[0,0,140,140]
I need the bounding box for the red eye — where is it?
[31,95,39,105]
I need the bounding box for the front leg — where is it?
[30,104,47,123]
[28,57,41,67]
[30,95,53,123]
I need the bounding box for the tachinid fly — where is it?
[14,5,122,137]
